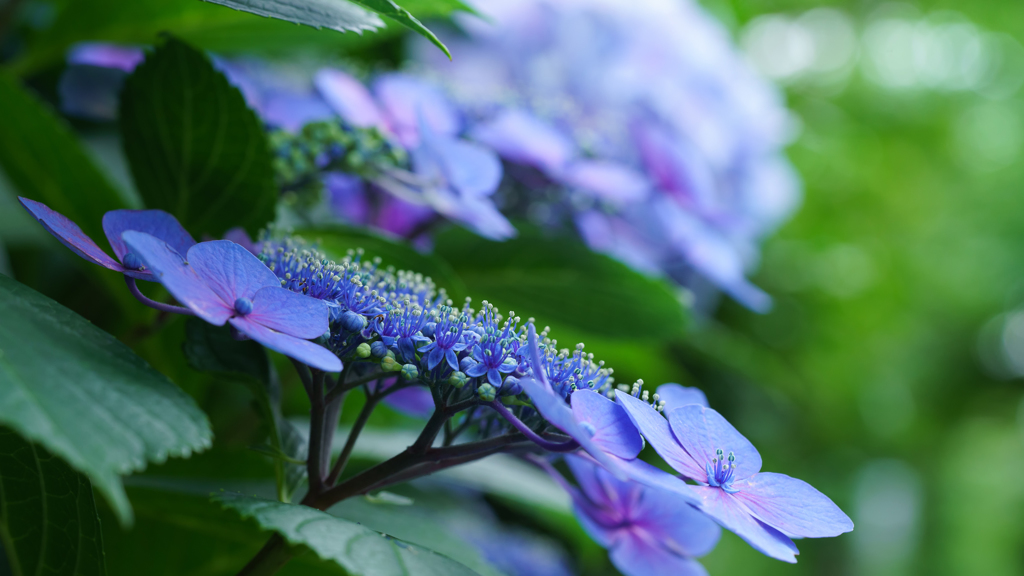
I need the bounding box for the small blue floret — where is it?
[122,252,143,270]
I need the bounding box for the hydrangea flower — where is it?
[616,392,853,562]
[412,0,800,310]
[122,232,341,372]
[548,454,721,576]
[18,197,196,280]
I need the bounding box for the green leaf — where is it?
[0,428,105,576]
[294,225,468,302]
[330,496,503,576]
[348,0,451,58]
[183,319,307,502]
[0,275,212,526]
[0,72,129,243]
[215,492,479,576]
[119,37,277,239]
[433,227,689,339]
[199,0,384,35]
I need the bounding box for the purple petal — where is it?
[466,363,487,378]
[525,324,551,387]
[630,485,721,558]
[445,349,459,371]
[570,390,643,459]
[487,368,501,387]
[557,160,649,205]
[616,392,706,481]
[67,42,144,72]
[427,347,444,370]
[383,385,435,419]
[571,499,617,548]
[634,121,716,210]
[609,534,710,576]
[692,487,798,563]
[468,109,575,173]
[373,74,459,148]
[185,240,279,304]
[733,472,853,538]
[314,68,385,129]
[122,231,232,324]
[248,286,329,339]
[102,209,196,261]
[564,454,618,509]
[19,197,124,273]
[229,317,341,372]
[448,197,516,241]
[417,120,502,199]
[615,456,698,505]
[656,383,709,410]
[667,405,762,480]
[260,91,334,132]
[324,172,369,224]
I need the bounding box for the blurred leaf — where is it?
[0,428,105,576]
[348,0,450,58]
[434,227,688,339]
[295,224,468,301]
[0,275,212,526]
[215,491,479,575]
[0,72,128,242]
[330,496,504,576]
[120,37,276,238]
[183,318,306,501]
[103,486,343,576]
[199,0,383,35]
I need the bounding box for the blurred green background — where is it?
[3,0,1024,575]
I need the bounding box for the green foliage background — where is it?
[2,0,1024,574]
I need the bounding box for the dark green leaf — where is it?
[183,319,306,501]
[348,0,451,58]
[0,72,128,243]
[199,0,383,35]
[120,37,277,239]
[0,275,212,526]
[295,225,468,302]
[0,428,105,576]
[215,492,479,576]
[434,227,688,339]
[330,497,503,576]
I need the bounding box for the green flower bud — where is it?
[355,342,372,358]
[400,364,419,380]
[477,383,497,402]
[448,371,468,389]
[381,356,401,372]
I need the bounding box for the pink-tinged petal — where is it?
[67,42,144,72]
[656,383,709,410]
[185,240,279,304]
[102,209,196,260]
[631,485,721,558]
[122,231,232,324]
[19,197,123,273]
[571,390,643,459]
[373,74,459,148]
[469,109,575,173]
[733,473,853,538]
[222,227,261,255]
[616,392,706,481]
[668,405,762,480]
[558,160,649,205]
[248,286,329,339]
[314,68,385,129]
[609,533,710,576]
[229,317,341,372]
[571,500,618,548]
[692,486,798,563]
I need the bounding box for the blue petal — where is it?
[19,197,124,274]
[186,240,280,304]
[445,349,459,371]
[314,68,385,129]
[609,533,711,576]
[667,405,762,481]
[103,209,196,264]
[468,109,575,174]
[616,392,707,481]
[229,316,341,373]
[466,363,487,378]
[487,368,501,387]
[427,347,444,370]
[691,487,797,563]
[570,390,643,459]
[398,337,416,362]
[656,383,709,410]
[734,473,853,538]
[249,286,329,339]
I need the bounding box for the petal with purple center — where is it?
[228,316,340,372]
[609,533,710,576]
[248,286,329,339]
[732,472,853,538]
[186,240,279,305]
[122,232,232,324]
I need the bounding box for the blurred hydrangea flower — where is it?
[412,0,801,310]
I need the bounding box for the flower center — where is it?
[706,448,739,493]
[122,252,143,270]
[234,297,254,316]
